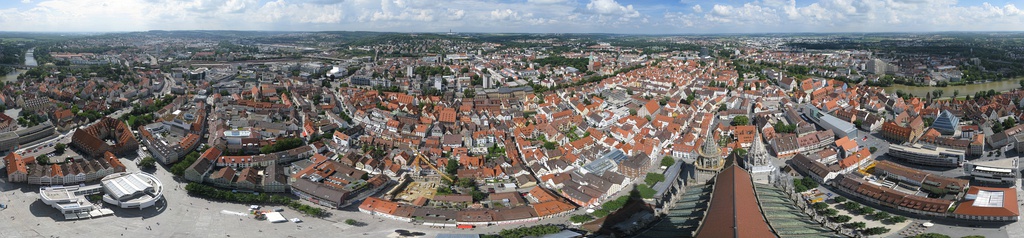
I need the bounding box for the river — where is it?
[2,47,37,83]
[1,69,25,83]
[882,78,1023,99]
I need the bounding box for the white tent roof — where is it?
[265,212,287,223]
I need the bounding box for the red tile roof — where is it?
[695,166,774,238]
[954,186,1020,218]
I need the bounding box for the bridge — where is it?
[0,64,37,69]
[303,55,348,62]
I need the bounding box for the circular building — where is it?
[100,172,163,209]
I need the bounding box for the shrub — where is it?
[570,215,594,223]
[833,197,847,203]
[345,219,358,225]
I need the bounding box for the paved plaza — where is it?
[0,157,583,237]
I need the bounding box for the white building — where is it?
[100,172,164,209]
[39,185,115,220]
[963,158,1020,185]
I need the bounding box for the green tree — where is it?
[993,122,1005,133]
[54,143,66,154]
[846,221,866,229]
[844,201,861,210]
[445,158,459,175]
[953,89,960,99]
[636,184,657,198]
[645,173,665,186]
[731,115,749,126]
[661,156,676,167]
[911,234,950,238]
[1003,117,1016,129]
[886,215,907,223]
[858,207,875,215]
[36,155,49,165]
[457,177,476,188]
[170,151,202,176]
[833,196,847,203]
[862,227,890,235]
[831,215,852,223]
[345,219,358,225]
[629,109,637,116]
[683,94,695,105]
[873,211,890,220]
[497,224,561,238]
[812,202,829,210]
[869,147,878,153]
[259,138,305,154]
[822,208,839,216]
[570,215,594,223]
[463,89,476,98]
[139,156,157,170]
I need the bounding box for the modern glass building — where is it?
[933,110,960,135]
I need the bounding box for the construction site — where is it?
[383,146,456,205]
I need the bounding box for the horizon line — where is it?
[3,30,1024,36]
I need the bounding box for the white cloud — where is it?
[586,0,639,18]
[447,9,465,20]
[662,0,1024,33]
[0,0,1021,33]
[527,0,567,4]
[490,9,533,21]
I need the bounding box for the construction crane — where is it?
[409,144,454,182]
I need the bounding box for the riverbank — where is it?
[882,77,1024,98]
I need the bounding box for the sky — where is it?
[0,0,1021,34]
